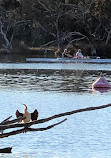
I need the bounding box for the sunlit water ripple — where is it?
[0,62,111,71]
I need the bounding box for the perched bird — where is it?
[15,104,39,123]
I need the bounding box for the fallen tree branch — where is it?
[0,116,12,124]
[12,103,111,127]
[0,147,12,153]
[0,118,67,138]
[0,116,25,125]
[0,103,111,138]
[27,118,67,131]
[0,103,111,131]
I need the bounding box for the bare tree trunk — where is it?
[105,29,111,45]
[91,45,96,56]
[0,22,12,53]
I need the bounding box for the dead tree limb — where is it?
[0,116,25,125]
[0,147,12,153]
[0,103,111,138]
[0,118,67,138]
[26,118,67,132]
[10,102,111,128]
[0,116,12,124]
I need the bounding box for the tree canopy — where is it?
[0,0,111,57]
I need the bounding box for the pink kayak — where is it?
[92,73,111,88]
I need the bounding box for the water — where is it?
[0,62,111,158]
[0,62,111,71]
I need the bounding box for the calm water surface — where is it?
[0,62,111,158]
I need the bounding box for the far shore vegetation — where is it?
[0,0,111,58]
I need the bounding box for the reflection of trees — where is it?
[0,69,94,93]
[58,70,88,92]
[1,69,110,93]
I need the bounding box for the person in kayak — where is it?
[62,49,73,58]
[76,49,84,59]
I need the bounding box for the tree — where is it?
[0,0,111,56]
[35,0,104,56]
[0,4,30,53]
[91,0,111,45]
[32,1,79,49]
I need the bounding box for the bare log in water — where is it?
[0,147,12,153]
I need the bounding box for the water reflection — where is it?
[92,87,111,93]
[0,69,111,93]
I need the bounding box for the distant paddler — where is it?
[76,49,84,59]
[62,49,73,58]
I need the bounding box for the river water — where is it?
[0,62,111,158]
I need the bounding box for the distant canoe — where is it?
[26,58,111,64]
